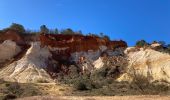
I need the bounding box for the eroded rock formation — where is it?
[40,34,127,52]
[0,42,53,83]
[0,30,129,83]
[40,34,127,61]
[117,48,170,83]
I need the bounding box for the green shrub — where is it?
[40,25,49,34]
[36,79,49,83]
[2,94,17,100]
[9,23,25,33]
[60,28,74,35]
[72,75,94,90]
[74,81,88,90]
[131,74,170,94]
[30,90,39,96]
[5,83,10,87]
[91,67,108,80]
[136,40,148,47]
[7,82,23,97]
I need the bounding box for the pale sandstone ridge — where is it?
[0,42,53,83]
[0,40,21,63]
[118,47,170,83]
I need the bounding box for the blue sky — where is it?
[0,0,169,46]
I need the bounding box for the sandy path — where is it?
[17,95,170,100]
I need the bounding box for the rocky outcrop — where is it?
[70,46,107,62]
[0,32,128,83]
[1,33,170,85]
[0,42,53,83]
[0,40,21,63]
[118,48,170,83]
[150,42,162,50]
[40,34,127,62]
[94,55,128,70]
[40,34,127,55]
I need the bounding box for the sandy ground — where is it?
[1,81,170,100]
[17,95,170,100]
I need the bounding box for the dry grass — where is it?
[0,81,72,99]
[1,76,170,99]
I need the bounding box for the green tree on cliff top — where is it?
[9,23,25,33]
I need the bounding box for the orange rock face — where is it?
[0,30,127,60]
[39,34,127,63]
[40,34,107,52]
[0,29,23,43]
[39,34,127,52]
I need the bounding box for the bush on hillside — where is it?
[136,40,148,47]
[36,79,49,83]
[6,82,23,97]
[60,28,75,35]
[130,71,170,95]
[74,81,88,90]
[2,94,17,100]
[9,23,25,33]
[40,25,49,34]
[0,30,3,33]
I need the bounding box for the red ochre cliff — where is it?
[0,30,127,61]
[39,34,127,52]
[0,29,23,43]
[0,29,39,44]
[39,34,127,61]
[0,30,128,80]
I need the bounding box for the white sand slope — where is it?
[118,48,170,83]
[0,42,53,83]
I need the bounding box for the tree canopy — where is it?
[136,40,148,47]
[40,25,49,34]
[9,23,25,33]
[60,28,75,35]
